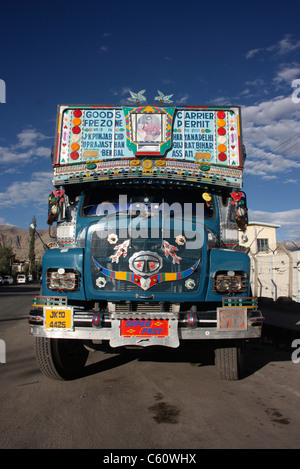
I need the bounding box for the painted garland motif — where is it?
[92,257,200,291]
[162,240,182,264]
[110,239,130,263]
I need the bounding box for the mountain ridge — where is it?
[0,224,53,262]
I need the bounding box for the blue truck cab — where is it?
[29,98,263,380]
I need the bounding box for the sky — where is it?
[0,0,299,241]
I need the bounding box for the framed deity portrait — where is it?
[131,113,166,144]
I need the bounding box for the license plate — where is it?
[44,306,73,331]
[217,307,247,331]
[120,319,169,337]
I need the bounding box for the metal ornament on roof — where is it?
[127,90,173,105]
[127,90,147,104]
[154,90,174,104]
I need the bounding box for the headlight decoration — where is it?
[213,270,247,294]
[46,268,79,292]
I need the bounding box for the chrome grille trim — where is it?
[110,312,178,321]
[110,301,170,313]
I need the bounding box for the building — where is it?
[239,222,300,302]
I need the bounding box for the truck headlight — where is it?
[213,271,247,294]
[46,268,79,291]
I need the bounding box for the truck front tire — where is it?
[35,337,89,380]
[214,341,244,380]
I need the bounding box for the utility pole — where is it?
[28,216,36,278]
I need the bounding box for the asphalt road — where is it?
[1,283,300,450]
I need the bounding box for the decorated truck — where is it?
[29,91,263,380]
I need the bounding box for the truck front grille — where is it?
[114,301,170,313]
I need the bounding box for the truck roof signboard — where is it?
[53,105,244,189]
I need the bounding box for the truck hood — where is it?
[83,218,207,301]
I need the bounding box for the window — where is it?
[257,238,269,252]
[82,187,215,219]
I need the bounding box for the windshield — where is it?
[82,186,215,219]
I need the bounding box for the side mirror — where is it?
[230,191,248,232]
[47,190,65,225]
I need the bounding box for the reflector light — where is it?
[92,312,103,327]
[72,118,82,126]
[70,151,79,160]
[46,269,79,292]
[187,313,197,328]
[213,271,247,294]
[73,109,82,118]
[218,152,227,161]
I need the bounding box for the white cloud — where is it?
[15,128,50,148]
[0,217,11,225]
[270,34,300,56]
[245,78,266,88]
[246,34,300,59]
[35,146,51,157]
[283,178,297,184]
[243,140,300,178]
[120,86,132,96]
[3,168,21,174]
[162,78,175,85]
[242,95,300,179]
[245,48,260,59]
[0,171,53,208]
[210,96,232,106]
[249,208,300,241]
[0,128,52,165]
[273,63,300,87]
[177,94,190,104]
[249,208,300,229]
[242,95,300,125]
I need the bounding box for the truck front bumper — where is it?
[29,296,264,348]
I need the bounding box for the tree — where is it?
[28,216,36,278]
[0,246,14,275]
